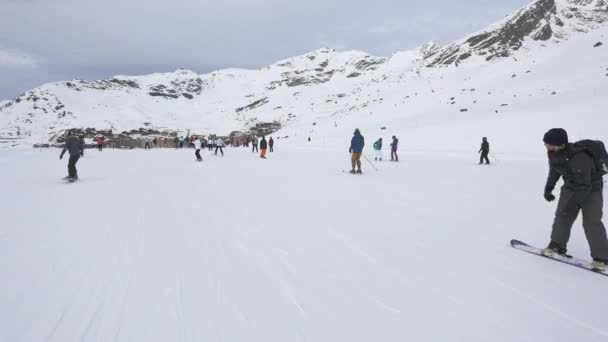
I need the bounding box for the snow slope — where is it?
[0,146,607,342]
[1,2,608,340]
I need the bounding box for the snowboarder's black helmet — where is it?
[543,128,568,146]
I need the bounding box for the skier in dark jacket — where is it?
[542,128,608,268]
[390,135,399,161]
[260,136,268,158]
[269,137,274,152]
[348,129,365,173]
[60,131,84,180]
[478,137,490,164]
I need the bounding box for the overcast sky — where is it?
[0,0,531,100]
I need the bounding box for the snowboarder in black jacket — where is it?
[60,131,84,180]
[542,128,608,267]
[260,136,268,158]
[478,137,490,164]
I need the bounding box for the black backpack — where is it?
[574,140,608,175]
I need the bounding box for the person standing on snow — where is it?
[260,136,268,158]
[390,135,399,162]
[478,137,490,165]
[193,136,203,161]
[60,131,84,181]
[348,129,364,174]
[373,138,382,161]
[542,128,608,268]
[96,136,104,151]
[269,137,274,152]
[215,137,225,156]
[252,136,259,153]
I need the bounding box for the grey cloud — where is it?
[0,0,530,99]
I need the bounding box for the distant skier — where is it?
[60,131,84,181]
[260,136,268,158]
[96,136,104,151]
[153,137,158,148]
[174,136,179,149]
[193,136,203,161]
[348,129,364,173]
[144,137,151,150]
[269,137,274,152]
[390,135,398,161]
[542,128,608,268]
[252,136,259,152]
[373,138,382,161]
[215,137,225,156]
[478,137,490,164]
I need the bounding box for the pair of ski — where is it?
[342,170,363,175]
[511,239,607,277]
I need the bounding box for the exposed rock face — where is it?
[426,0,608,67]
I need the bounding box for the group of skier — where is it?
[343,127,608,269]
[57,126,608,269]
[251,136,274,158]
[192,136,225,160]
[348,129,399,174]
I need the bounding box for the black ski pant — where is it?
[270,145,273,152]
[195,149,202,160]
[252,145,258,152]
[551,188,608,260]
[215,147,223,156]
[479,152,489,164]
[67,154,80,178]
[97,144,103,151]
[145,142,151,150]
[391,149,398,161]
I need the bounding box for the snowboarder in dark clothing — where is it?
[478,137,490,164]
[269,137,274,152]
[542,128,608,268]
[60,131,84,181]
[390,136,398,161]
[348,129,364,173]
[260,136,268,158]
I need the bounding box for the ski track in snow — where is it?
[1,144,608,341]
[492,278,608,338]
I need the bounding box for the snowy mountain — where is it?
[0,0,607,148]
[426,0,608,66]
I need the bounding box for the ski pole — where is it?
[362,153,378,171]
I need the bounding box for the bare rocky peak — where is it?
[426,0,608,67]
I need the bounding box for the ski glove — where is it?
[544,192,556,202]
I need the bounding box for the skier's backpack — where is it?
[574,140,608,175]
